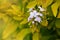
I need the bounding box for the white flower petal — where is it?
[28,17,31,22]
[33,10,37,13]
[40,8,45,11]
[38,6,45,11]
[34,13,37,17]
[38,6,41,9]
[34,17,41,23]
[30,12,33,15]
[36,12,43,16]
[28,8,33,12]
[36,12,40,15]
[33,10,37,17]
[30,12,34,18]
[29,15,33,18]
[39,13,43,16]
[30,10,37,17]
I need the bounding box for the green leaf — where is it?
[41,20,48,27]
[0,19,6,40]
[40,27,51,36]
[32,32,40,40]
[55,19,60,28]
[20,19,28,25]
[24,33,32,40]
[0,0,11,9]
[13,16,23,21]
[41,0,53,8]
[47,5,53,16]
[41,36,51,40]
[16,28,31,40]
[2,21,18,39]
[4,31,17,40]
[26,1,37,8]
[18,0,23,11]
[51,2,60,17]
[0,13,11,23]
[56,29,60,36]
[57,8,60,18]
[57,12,60,18]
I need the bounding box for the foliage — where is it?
[0,0,60,40]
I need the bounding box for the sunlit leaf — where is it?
[16,28,31,40]
[35,0,41,5]
[26,1,37,8]
[11,5,20,13]
[13,16,23,21]
[6,5,21,16]
[30,24,38,33]
[20,19,28,24]
[2,21,18,39]
[0,13,11,23]
[32,32,40,40]
[41,20,48,27]
[0,19,6,40]
[0,13,5,19]
[57,12,60,18]
[41,0,53,8]
[2,15,11,23]
[0,0,11,9]
[22,0,27,4]
[51,2,60,17]
[4,31,17,40]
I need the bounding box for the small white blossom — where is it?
[39,13,43,16]
[29,12,34,18]
[33,10,37,13]
[28,17,31,22]
[28,7,44,23]
[28,11,35,22]
[28,8,33,12]
[36,12,43,16]
[30,10,37,18]
[34,16,41,23]
[36,12,40,15]
[40,8,45,11]
[33,10,37,17]
[38,6,41,9]
[38,6,45,11]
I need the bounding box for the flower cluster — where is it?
[28,6,45,24]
